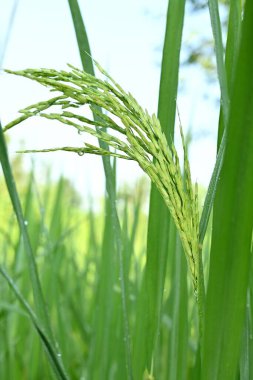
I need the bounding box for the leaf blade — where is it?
[203,1,253,378]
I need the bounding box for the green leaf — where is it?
[132,0,187,378]
[199,129,226,244]
[168,237,188,380]
[203,1,253,378]
[0,124,49,330]
[67,1,133,378]
[0,123,70,379]
[217,0,242,146]
[67,0,95,75]
[200,0,242,255]
[0,267,69,380]
[208,0,229,126]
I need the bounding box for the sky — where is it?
[0,0,221,203]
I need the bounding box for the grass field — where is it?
[1,0,253,379]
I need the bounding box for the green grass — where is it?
[1,0,253,379]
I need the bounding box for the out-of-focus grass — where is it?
[0,156,149,379]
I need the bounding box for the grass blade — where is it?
[203,1,253,378]
[133,0,186,378]
[240,287,253,379]
[200,0,242,247]
[208,0,229,126]
[217,0,242,146]
[67,0,94,75]
[0,267,69,380]
[199,128,226,244]
[168,237,188,380]
[199,0,229,245]
[87,198,117,379]
[67,1,133,378]
[0,0,19,68]
[0,123,70,379]
[0,124,49,332]
[240,252,253,379]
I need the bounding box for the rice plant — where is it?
[1,0,253,379]
[4,61,201,297]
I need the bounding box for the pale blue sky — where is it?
[0,0,221,201]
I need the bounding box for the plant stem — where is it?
[197,246,205,359]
